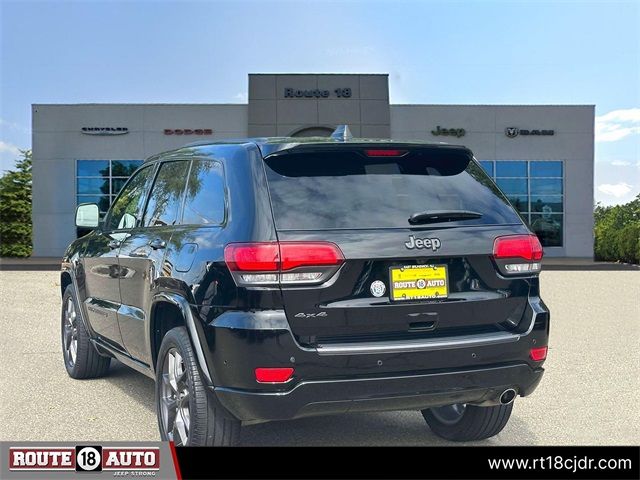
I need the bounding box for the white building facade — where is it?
[32,73,594,258]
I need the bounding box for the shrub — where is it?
[594,194,640,264]
[616,223,640,263]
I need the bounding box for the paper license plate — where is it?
[389,265,448,301]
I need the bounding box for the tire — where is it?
[422,402,513,441]
[61,285,111,379]
[156,326,240,446]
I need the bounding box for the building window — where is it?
[76,160,144,214]
[479,160,563,247]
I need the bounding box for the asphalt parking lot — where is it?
[1,269,638,445]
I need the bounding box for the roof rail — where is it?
[182,140,217,148]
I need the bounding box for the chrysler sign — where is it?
[81,127,128,135]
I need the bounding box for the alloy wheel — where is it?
[160,348,191,445]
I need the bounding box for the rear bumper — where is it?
[213,363,544,423]
[194,297,549,423]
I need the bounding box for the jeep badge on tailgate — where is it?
[404,235,442,251]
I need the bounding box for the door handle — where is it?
[108,239,121,249]
[149,239,166,250]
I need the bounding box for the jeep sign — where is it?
[431,126,466,138]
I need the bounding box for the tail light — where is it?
[280,242,343,270]
[224,241,344,286]
[255,367,294,383]
[493,234,543,275]
[364,149,408,157]
[529,346,548,361]
[224,243,279,271]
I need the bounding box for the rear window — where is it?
[263,148,522,230]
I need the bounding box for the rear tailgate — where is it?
[262,144,537,345]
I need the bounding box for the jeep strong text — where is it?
[61,126,549,445]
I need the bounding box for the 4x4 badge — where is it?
[405,235,442,251]
[295,312,327,318]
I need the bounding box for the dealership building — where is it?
[32,73,595,258]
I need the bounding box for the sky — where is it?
[1,0,638,205]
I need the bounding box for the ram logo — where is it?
[505,127,519,138]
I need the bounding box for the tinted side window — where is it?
[106,165,154,231]
[143,161,190,227]
[181,159,225,225]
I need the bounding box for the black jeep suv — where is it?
[61,127,549,445]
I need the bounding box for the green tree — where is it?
[594,194,640,263]
[0,149,32,257]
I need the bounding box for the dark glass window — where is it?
[143,161,190,227]
[496,161,527,177]
[478,159,564,247]
[264,149,521,230]
[496,178,528,194]
[531,178,563,195]
[530,214,563,247]
[106,165,155,231]
[76,160,143,215]
[111,160,143,176]
[77,160,109,177]
[77,178,108,195]
[505,194,529,213]
[530,161,562,177]
[181,160,225,225]
[479,161,494,177]
[531,195,563,213]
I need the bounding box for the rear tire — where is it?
[61,285,111,379]
[156,326,241,446]
[422,402,513,441]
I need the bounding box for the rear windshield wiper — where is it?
[408,210,483,225]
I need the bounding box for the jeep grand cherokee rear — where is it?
[62,135,549,446]
[210,142,549,442]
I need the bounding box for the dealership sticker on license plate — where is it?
[389,265,448,301]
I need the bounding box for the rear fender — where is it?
[151,292,214,387]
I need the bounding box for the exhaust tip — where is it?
[500,388,517,405]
